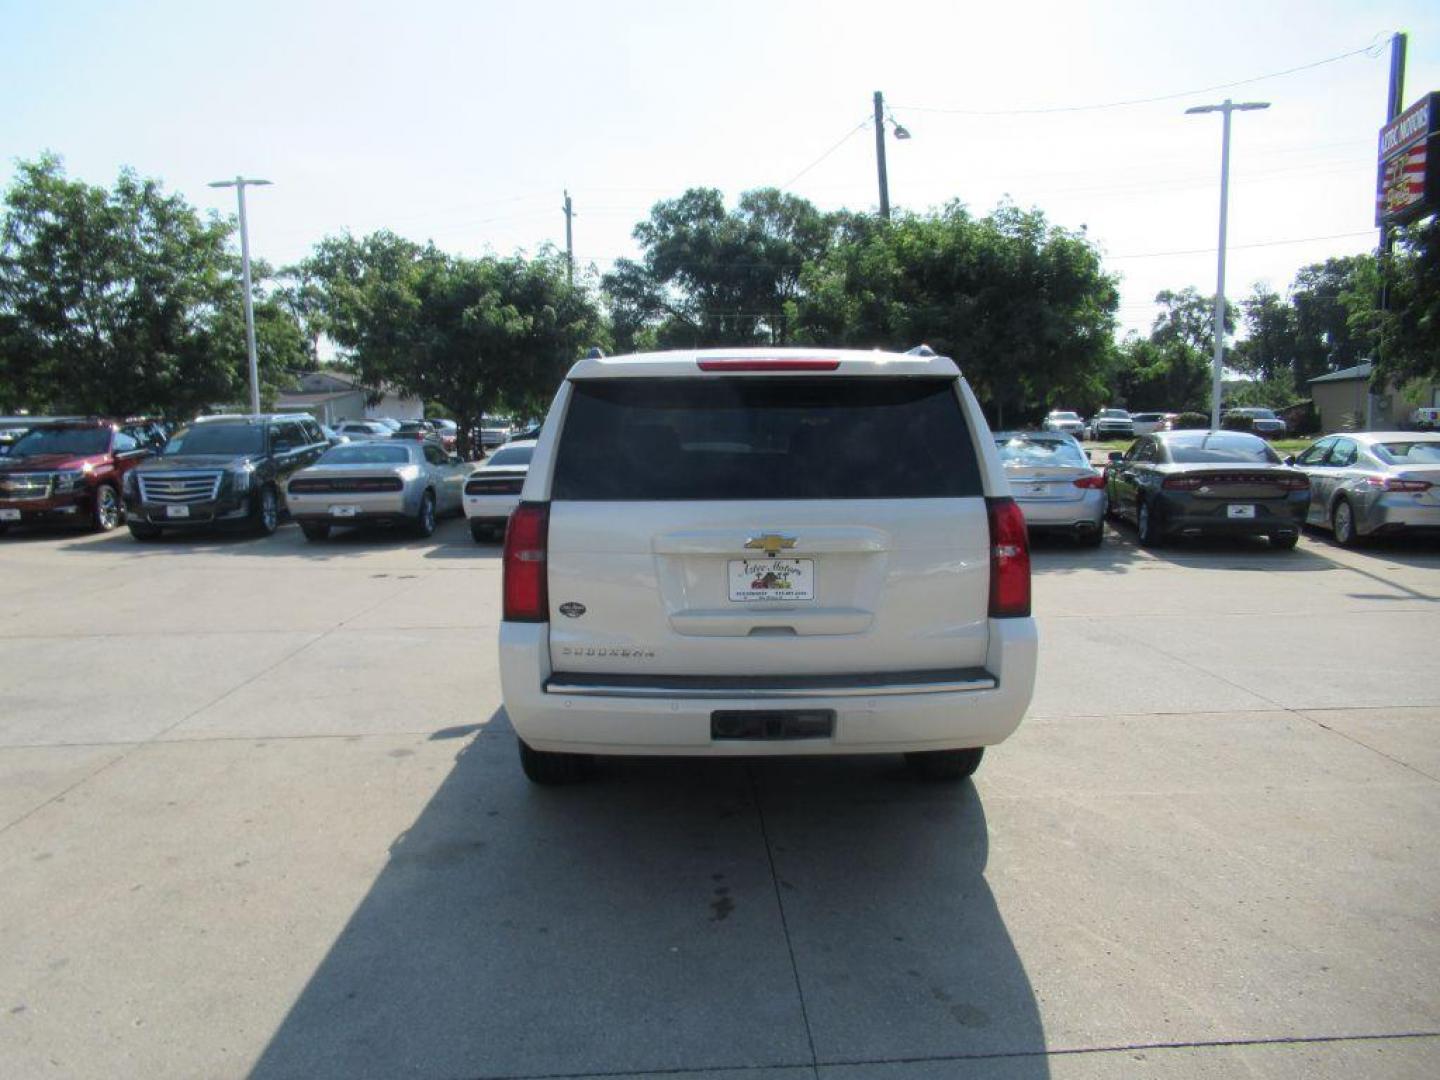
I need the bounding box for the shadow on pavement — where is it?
[249,731,1048,1079]
[1030,525,1341,576]
[45,517,498,562]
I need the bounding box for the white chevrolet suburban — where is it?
[498,347,1037,784]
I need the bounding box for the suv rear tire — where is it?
[1269,532,1299,551]
[518,739,590,785]
[905,747,984,782]
[300,521,331,542]
[128,521,162,541]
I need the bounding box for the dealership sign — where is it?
[1377,92,1439,226]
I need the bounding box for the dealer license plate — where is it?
[0,508,20,521]
[165,505,190,519]
[330,505,360,518]
[728,558,815,602]
[1227,504,1256,519]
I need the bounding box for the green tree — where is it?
[795,202,1119,424]
[1112,334,1210,413]
[302,233,601,457]
[603,187,838,350]
[1149,287,1235,354]
[1231,284,1295,382]
[0,154,304,417]
[1371,218,1440,388]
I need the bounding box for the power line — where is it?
[891,38,1388,116]
[1109,230,1375,260]
[778,117,872,190]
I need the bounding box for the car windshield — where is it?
[486,446,533,467]
[163,424,264,456]
[397,422,430,432]
[1237,408,1276,419]
[1166,434,1280,464]
[1099,409,1128,418]
[1133,413,1161,421]
[1373,440,1440,465]
[995,435,1088,467]
[1049,412,1080,421]
[8,426,109,457]
[318,443,411,465]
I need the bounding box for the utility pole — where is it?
[1185,100,1269,430]
[208,176,272,414]
[563,190,574,285]
[1375,32,1407,431]
[873,91,890,220]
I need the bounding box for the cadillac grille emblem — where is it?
[745,533,797,557]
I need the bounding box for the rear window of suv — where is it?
[552,377,982,500]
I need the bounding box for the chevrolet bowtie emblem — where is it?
[745,533,797,557]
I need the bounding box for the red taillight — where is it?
[986,497,1031,619]
[1366,476,1431,492]
[1162,475,1204,491]
[502,503,549,622]
[1278,475,1310,491]
[1072,474,1106,489]
[697,358,841,372]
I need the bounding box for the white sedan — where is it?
[463,439,534,542]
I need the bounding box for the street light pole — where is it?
[874,91,891,220]
[1185,100,1268,430]
[208,176,272,414]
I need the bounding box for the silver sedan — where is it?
[1289,431,1440,545]
[995,431,1108,546]
[286,439,469,541]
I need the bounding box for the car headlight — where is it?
[229,464,254,492]
[52,468,89,493]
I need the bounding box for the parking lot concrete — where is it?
[0,520,1437,1078]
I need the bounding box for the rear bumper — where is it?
[287,489,415,521]
[1016,490,1105,530]
[1358,498,1440,536]
[499,618,1038,756]
[463,492,521,522]
[1156,493,1307,537]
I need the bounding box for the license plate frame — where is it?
[1227,504,1256,519]
[330,505,360,518]
[165,504,190,519]
[728,558,815,602]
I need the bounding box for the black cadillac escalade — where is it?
[123,415,327,540]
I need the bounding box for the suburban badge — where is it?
[559,601,586,618]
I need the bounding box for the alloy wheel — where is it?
[95,485,120,531]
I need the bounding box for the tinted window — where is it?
[1329,439,1358,467]
[113,431,139,453]
[423,444,449,466]
[1165,434,1280,464]
[163,424,265,456]
[319,443,412,465]
[1296,438,1335,467]
[1049,412,1080,421]
[9,427,110,457]
[1374,440,1440,464]
[553,377,982,501]
[1099,409,1129,418]
[487,446,534,467]
[995,435,1088,467]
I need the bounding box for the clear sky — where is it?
[3,0,1438,338]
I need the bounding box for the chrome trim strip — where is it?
[545,674,997,699]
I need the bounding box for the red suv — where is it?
[0,419,158,535]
